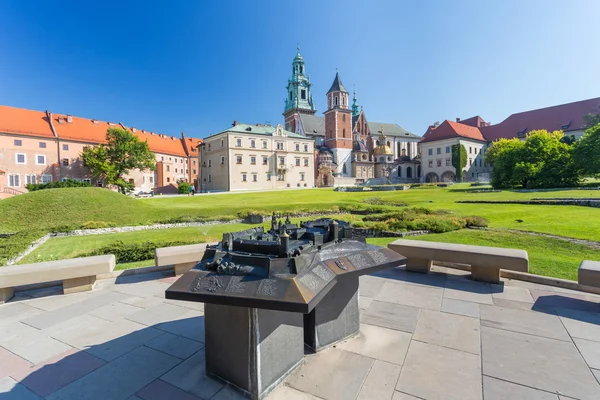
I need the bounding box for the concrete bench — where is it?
[388,239,528,283]
[578,260,600,287]
[0,255,115,304]
[155,243,209,276]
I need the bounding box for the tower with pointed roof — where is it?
[324,71,353,176]
[351,88,360,117]
[283,46,316,133]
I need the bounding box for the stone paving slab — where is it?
[287,348,373,400]
[10,348,105,397]
[481,325,600,400]
[413,309,480,354]
[480,304,571,341]
[46,346,180,400]
[145,332,204,360]
[136,379,202,400]
[126,302,191,326]
[574,338,600,369]
[0,323,72,364]
[0,302,43,322]
[396,340,482,400]
[360,300,420,333]
[0,377,42,400]
[376,281,443,310]
[490,284,535,303]
[156,310,205,342]
[391,392,421,400]
[483,376,559,399]
[0,346,31,380]
[89,301,145,322]
[359,275,387,297]
[444,279,493,305]
[159,349,223,399]
[441,298,480,318]
[266,385,321,399]
[356,360,401,400]
[556,308,600,342]
[337,323,411,365]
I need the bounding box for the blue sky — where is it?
[1,1,599,139]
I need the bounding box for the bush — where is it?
[463,216,489,227]
[178,181,192,194]
[80,221,114,229]
[49,224,80,233]
[362,197,408,207]
[83,239,205,263]
[27,179,92,192]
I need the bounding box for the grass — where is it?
[2,185,600,280]
[367,229,600,281]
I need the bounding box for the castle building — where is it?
[282,48,421,186]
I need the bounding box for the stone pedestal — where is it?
[406,258,433,274]
[174,262,196,276]
[204,303,304,399]
[471,265,500,284]
[0,287,14,304]
[63,276,97,294]
[304,275,360,352]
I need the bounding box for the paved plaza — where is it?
[1,265,600,400]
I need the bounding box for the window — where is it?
[208,160,212,167]
[428,161,433,168]
[437,160,442,167]
[479,160,482,167]
[437,148,441,155]
[149,176,154,184]
[36,155,46,165]
[208,174,212,182]
[277,174,284,181]
[161,156,164,161]
[300,173,305,181]
[276,142,284,150]
[16,154,26,164]
[263,141,268,149]
[82,178,92,184]
[221,139,224,147]
[446,146,450,153]
[175,168,178,173]
[295,144,300,151]
[295,158,300,166]
[343,129,346,138]
[193,169,196,174]
[8,174,20,187]
[469,147,472,154]
[252,174,257,182]
[42,174,52,184]
[342,114,346,122]
[39,142,46,148]
[446,159,451,166]
[334,96,339,106]
[263,156,268,165]
[63,144,69,151]
[279,157,285,166]
[304,144,308,152]
[266,173,271,181]
[301,89,306,99]
[193,160,196,165]
[428,149,433,156]
[304,158,309,166]
[251,156,256,165]
[208,144,211,151]
[251,140,256,148]
[169,157,172,161]
[242,173,247,182]
[167,177,171,183]
[166,165,170,172]
[221,156,225,164]
[469,159,472,165]
[26,175,36,185]
[14,139,22,146]
[236,139,242,147]
[236,156,242,164]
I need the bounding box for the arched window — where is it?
[362,154,366,160]
[342,163,347,174]
[343,128,346,138]
[289,92,292,100]
[398,167,402,178]
[387,141,391,147]
[417,165,421,177]
[342,114,346,122]
[300,66,303,74]
[335,96,339,106]
[407,167,413,178]
[401,149,406,157]
[376,140,379,146]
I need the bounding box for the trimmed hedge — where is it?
[26,179,92,192]
[83,239,205,263]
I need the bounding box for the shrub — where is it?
[178,181,192,194]
[463,216,489,227]
[26,179,92,192]
[237,209,262,219]
[83,239,205,263]
[50,224,80,233]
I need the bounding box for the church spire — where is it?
[352,86,360,117]
[284,46,315,115]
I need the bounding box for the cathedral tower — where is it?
[283,46,316,132]
[324,71,353,176]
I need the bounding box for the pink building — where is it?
[0,105,202,198]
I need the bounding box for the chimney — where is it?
[232,120,239,126]
[67,115,73,123]
[58,117,64,124]
[132,127,137,133]
[433,121,440,128]
[456,117,460,122]
[256,123,262,127]
[92,119,98,125]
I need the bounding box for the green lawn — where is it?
[367,229,600,281]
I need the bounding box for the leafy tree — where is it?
[178,181,191,194]
[485,130,579,189]
[574,122,600,177]
[583,113,600,128]
[451,144,467,182]
[81,128,156,193]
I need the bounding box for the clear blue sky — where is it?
[1,1,599,139]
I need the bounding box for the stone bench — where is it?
[578,260,600,287]
[0,255,115,304]
[155,243,209,276]
[388,239,528,283]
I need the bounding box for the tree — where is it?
[485,130,579,189]
[81,128,156,193]
[573,122,600,177]
[451,144,467,182]
[583,113,600,129]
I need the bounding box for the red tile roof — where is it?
[0,106,55,138]
[481,97,600,141]
[457,116,487,128]
[420,120,486,143]
[133,129,188,157]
